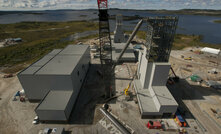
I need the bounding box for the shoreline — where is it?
[213,20,221,23]
[0,21,220,73]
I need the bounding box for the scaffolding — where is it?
[145,16,178,62]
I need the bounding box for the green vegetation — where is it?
[0,21,220,73]
[144,9,221,17]
[109,15,141,21]
[214,20,221,23]
[173,34,221,50]
[136,31,146,40]
[108,9,221,17]
[136,31,221,50]
[0,21,98,68]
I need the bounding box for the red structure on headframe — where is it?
[97,0,108,9]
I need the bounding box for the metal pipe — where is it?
[99,108,131,134]
[112,19,143,70]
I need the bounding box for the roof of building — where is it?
[32,55,54,67]
[201,47,220,55]
[47,49,62,56]
[21,66,41,75]
[134,80,159,114]
[37,90,73,110]
[152,86,178,106]
[59,45,89,55]
[19,45,89,75]
[36,55,81,75]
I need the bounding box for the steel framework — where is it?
[97,0,112,64]
[97,0,112,98]
[145,16,178,62]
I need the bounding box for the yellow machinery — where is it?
[184,57,192,60]
[124,84,130,96]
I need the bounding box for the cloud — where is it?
[0,0,220,10]
[184,2,190,6]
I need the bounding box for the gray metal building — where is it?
[18,45,90,101]
[35,90,75,121]
[18,45,90,121]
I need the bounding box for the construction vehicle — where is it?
[174,111,187,127]
[123,84,130,101]
[3,74,13,78]
[147,121,162,129]
[184,57,192,60]
[124,85,129,96]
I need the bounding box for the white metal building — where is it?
[201,47,220,55]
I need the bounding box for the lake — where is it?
[0,10,220,44]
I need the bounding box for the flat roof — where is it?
[152,86,178,106]
[134,80,159,113]
[47,49,62,55]
[20,66,41,75]
[36,55,81,75]
[32,55,54,67]
[59,45,89,55]
[37,90,73,110]
[201,47,220,55]
[19,45,89,75]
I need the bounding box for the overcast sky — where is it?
[0,0,220,10]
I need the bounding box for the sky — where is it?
[0,0,220,10]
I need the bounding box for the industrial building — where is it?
[201,47,220,55]
[112,14,136,62]
[35,90,75,122]
[1,0,219,133]
[134,17,179,118]
[134,47,178,118]
[18,44,90,121]
[113,14,127,43]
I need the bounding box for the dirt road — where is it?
[0,74,37,134]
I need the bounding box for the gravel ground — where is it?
[1,47,221,134]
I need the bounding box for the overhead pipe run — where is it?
[99,107,131,134]
[112,19,143,70]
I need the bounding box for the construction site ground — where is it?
[1,47,221,134]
